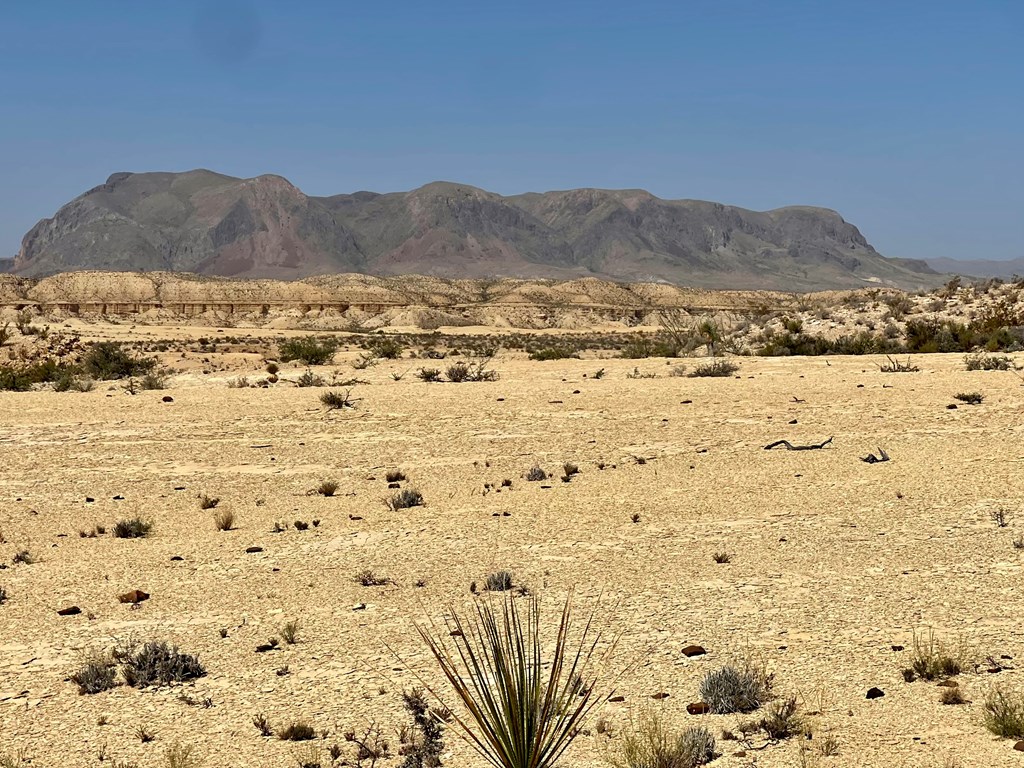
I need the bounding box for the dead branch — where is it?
[763,436,833,451]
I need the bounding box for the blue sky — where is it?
[1,1,1021,262]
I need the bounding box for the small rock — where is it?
[118,589,149,604]
[788,419,797,424]
[1013,741,1024,752]
[85,497,94,503]
[686,702,710,715]
[112,495,124,500]
[57,606,81,616]
[651,692,670,700]
[866,687,885,699]
[162,396,173,402]
[608,695,625,702]
[681,645,706,658]
[946,404,957,410]
[733,751,747,758]
[387,482,401,489]
[170,555,184,561]
[245,546,264,554]
[891,645,904,651]
[353,603,366,611]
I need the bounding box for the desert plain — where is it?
[2,286,1024,768]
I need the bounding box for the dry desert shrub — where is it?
[280,620,301,645]
[321,389,355,409]
[213,508,234,531]
[699,663,772,714]
[984,687,1024,739]
[278,721,317,741]
[113,518,152,539]
[316,479,339,497]
[386,469,407,483]
[356,569,390,587]
[526,466,547,482]
[71,652,118,695]
[902,629,967,682]
[484,570,514,592]
[164,743,200,768]
[606,707,717,768]
[688,359,738,378]
[119,640,206,688]
[386,489,424,511]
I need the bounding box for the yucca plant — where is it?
[417,593,611,768]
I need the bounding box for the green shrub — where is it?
[984,688,1024,739]
[278,336,337,365]
[81,342,156,380]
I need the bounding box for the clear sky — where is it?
[1,1,1021,262]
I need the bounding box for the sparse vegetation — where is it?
[278,336,338,365]
[416,594,608,768]
[984,687,1024,739]
[965,353,1014,371]
[416,367,443,382]
[688,359,738,378]
[607,708,717,768]
[278,721,317,741]
[356,569,390,587]
[880,355,919,373]
[321,389,356,409]
[954,392,984,404]
[902,629,965,682]
[113,517,153,539]
[81,342,157,380]
[526,466,547,482]
[398,688,446,768]
[484,570,514,592]
[699,663,772,714]
[281,620,301,645]
[71,653,118,694]
[199,493,219,510]
[213,508,234,531]
[386,469,407,483]
[386,488,424,510]
[119,640,206,687]
[164,743,200,768]
[316,479,339,497]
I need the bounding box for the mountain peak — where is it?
[14,171,940,290]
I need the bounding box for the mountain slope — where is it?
[14,170,940,290]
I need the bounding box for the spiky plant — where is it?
[416,593,611,768]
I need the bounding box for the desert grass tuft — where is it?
[119,641,206,688]
[606,707,717,768]
[903,629,966,682]
[280,620,301,645]
[113,517,153,539]
[213,508,234,531]
[984,687,1024,739]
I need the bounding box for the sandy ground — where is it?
[3,331,1024,767]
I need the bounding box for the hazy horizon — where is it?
[2,1,1022,263]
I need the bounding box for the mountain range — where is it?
[10,169,942,290]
